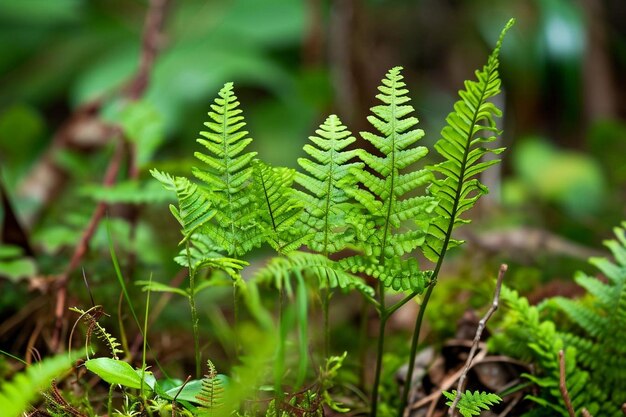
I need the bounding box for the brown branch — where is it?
[124,0,170,100]
[18,102,116,228]
[48,0,171,351]
[558,350,577,417]
[18,0,170,228]
[123,0,170,280]
[51,141,125,351]
[448,264,507,417]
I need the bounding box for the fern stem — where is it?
[233,282,240,355]
[399,280,435,413]
[108,383,114,417]
[399,41,497,413]
[186,242,202,379]
[322,286,331,358]
[295,269,309,388]
[370,281,387,417]
[358,297,370,390]
[275,286,287,403]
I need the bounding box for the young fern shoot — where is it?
[400,18,515,413]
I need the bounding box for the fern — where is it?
[443,390,501,417]
[0,354,77,417]
[192,82,262,257]
[254,251,374,298]
[295,114,363,255]
[490,287,603,416]
[252,160,306,253]
[423,19,513,264]
[196,360,225,415]
[172,233,249,279]
[553,223,626,410]
[69,306,123,360]
[348,66,437,266]
[151,169,216,244]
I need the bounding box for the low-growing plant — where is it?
[3,17,522,417]
[490,223,626,416]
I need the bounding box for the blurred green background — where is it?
[0,0,625,344]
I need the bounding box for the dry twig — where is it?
[448,264,507,416]
[49,0,171,351]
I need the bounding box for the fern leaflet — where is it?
[339,255,430,292]
[252,160,306,253]
[254,251,374,298]
[295,114,363,254]
[423,19,513,263]
[443,390,501,417]
[151,169,216,244]
[192,82,262,257]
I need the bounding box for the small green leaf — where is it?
[136,280,188,297]
[85,358,142,389]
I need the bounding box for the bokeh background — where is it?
[1,0,626,355]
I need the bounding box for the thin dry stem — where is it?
[448,263,507,416]
[51,142,125,350]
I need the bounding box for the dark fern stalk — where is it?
[344,66,437,416]
[399,18,514,414]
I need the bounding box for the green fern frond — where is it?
[196,360,225,414]
[69,306,123,360]
[252,160,306,253]
[295,114,363,254]
[339,255,430,292]
[491,287,605,416]
[553,223,626,405]
[349,67,437,261]
[423,19,514,263]
[0,354,77,417]
[191,82,262,257]
[254,251,374,297]
[443,390,501,417]
[151,169,216,244]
